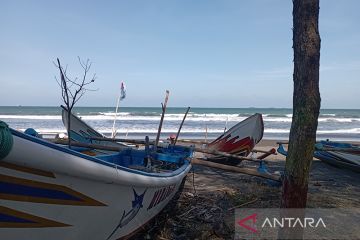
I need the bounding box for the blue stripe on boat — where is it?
[0,213,35,223]
[0,182,82,201]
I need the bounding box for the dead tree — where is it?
[55,57,96,148]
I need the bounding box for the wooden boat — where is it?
[315,140,360,165]
[61,106,129,149]
[62,108,264,157]
[0,121,192,239]
[277,142,360,173]
[207,113,264,156]
[62,107,265,166]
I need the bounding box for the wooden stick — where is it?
[176,139,276,155]
[89,137,149,145]
[192,158,281,182]
[155,90,170,151]
[52,139,123,152]
[194,147,262,163]
[252,148,277,155]
[174,107,190,145]
[257,148,276,159]
[227,198,258,211]
[176,139,208,145]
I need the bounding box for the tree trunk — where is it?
[282,0,320,209]
[279,1,320,238]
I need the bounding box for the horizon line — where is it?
[0,105,359,110]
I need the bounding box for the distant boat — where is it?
[61,105,129,149]
[207,113,264,156]
[313,140,360,172]
[62,107,264,165]
[201,113,264,165]
[277,141,360,173]
[62,107,263,156]
[0,121,192,239]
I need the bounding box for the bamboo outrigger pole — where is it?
[87,136,266,162]
[154,90,170,151]
[191,159,281,182]
[174,107,190,145]
[52,139,125,152]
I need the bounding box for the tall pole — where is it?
[111,92,121,138]
[154,90,170,150]
[111,82,126,138]
[174,107,190,145]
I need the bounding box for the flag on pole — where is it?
[120,82,126,100]
[111,81,126,138]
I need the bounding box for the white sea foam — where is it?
[2,112,360,124]
[18,127,360,136]
[0,115,62,120]
[264,128,360,134]
[264,129,290,133]
[263,117,360,123]
[99,112,131,116]
[317,128,360,134]
[263,117,292,122]
[318,118,357,123]
[2,113,360,123]
[18,128,226,134]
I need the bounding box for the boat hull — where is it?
[207,113,264,156]
[0,130,191,239]
[277,143,360,173]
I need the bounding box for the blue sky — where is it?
[0,0,359,108]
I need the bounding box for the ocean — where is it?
[0,106,359,141]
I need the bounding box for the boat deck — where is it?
[69,145,193,173]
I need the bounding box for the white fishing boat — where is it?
[207,113,264,156]
[0,121,192,239]
[61,106,129,149]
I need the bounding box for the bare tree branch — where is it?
[55,57,97,148]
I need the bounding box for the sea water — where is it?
[0,106,359,141]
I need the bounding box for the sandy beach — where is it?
[131,139,360,239]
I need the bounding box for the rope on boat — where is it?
[0,121,13,160]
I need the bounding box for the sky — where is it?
[0,0,359,108]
